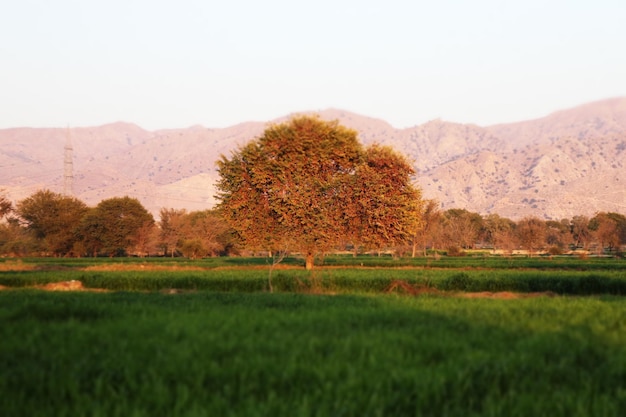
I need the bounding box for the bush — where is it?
[446,246,466,257]
[548,246,563,255]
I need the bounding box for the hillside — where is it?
[1,98,625,220]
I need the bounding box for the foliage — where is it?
[345,144,422,251]
[515,216,547,255]
[0,191,12,219]
[590,212,626,253]
[0,219,39,256]
[571,215,592,249]
[442,208,483,250]
[410,199,442,257]
[159,208,235,258]
[16,189,89,256]
[179,209,233,258]
[2,186,626,258]
[0,291,624,416]
[76,196,154,256]
[159,208,187,257]
[482,213,517,253]
[217,116,422,269]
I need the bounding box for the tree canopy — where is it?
[76,196,154,256]
[216,115,422,269]
[16,190,88,256]
[159,208,233,259]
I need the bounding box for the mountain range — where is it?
[1,98,625,220]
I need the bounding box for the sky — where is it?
[1,0,625,130]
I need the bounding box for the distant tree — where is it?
[159,208,187,257]
[0,217,39,256]
[589,212,622,254]
[482,213,516,254]
[16,190,88,256]
[410,199,442,257]
[0,192,12,220]
[544,219,571,254]
[159,208,234,259]
[75,208,106,257]
[441,209,482,252]
[130,220,160,257]
[516,216,546,256]
[570,215,592,250]
[606,212,626,247]
[179,210,233,259]
[76,196,154,256]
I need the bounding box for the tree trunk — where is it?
[305,252,314,270]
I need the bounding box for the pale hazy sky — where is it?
[1,0,625,130]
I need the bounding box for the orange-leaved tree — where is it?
[344,144,422,254]
[216,115,422,270]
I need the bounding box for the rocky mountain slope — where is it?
[1,98,625,220]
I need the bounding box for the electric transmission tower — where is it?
[63,126,74,196]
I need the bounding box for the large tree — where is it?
[570,215,592,250]
[441,209,482,252]
[482,213,516,254]
[76,196,154,256]
[159,208,188,257]
[216,115,422,269]
[16,190,88,256]
[516,216,546,256]
[589,212,625,254]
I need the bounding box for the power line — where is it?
[63,126,74,196]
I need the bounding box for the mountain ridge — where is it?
[1,98,625,220]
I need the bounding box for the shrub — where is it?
[446,246,466,257]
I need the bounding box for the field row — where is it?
[1,266,625,295]
[2,254,625,270]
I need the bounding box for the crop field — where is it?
[1,256,625,416]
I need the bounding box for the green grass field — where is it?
[1,256,625,295]
[1,256,625,416]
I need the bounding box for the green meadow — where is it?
[0,256,625,416]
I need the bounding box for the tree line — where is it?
[1,189,624,260]
[0,190,234,258]
[409,203,626,257]
[1,116,625,261]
